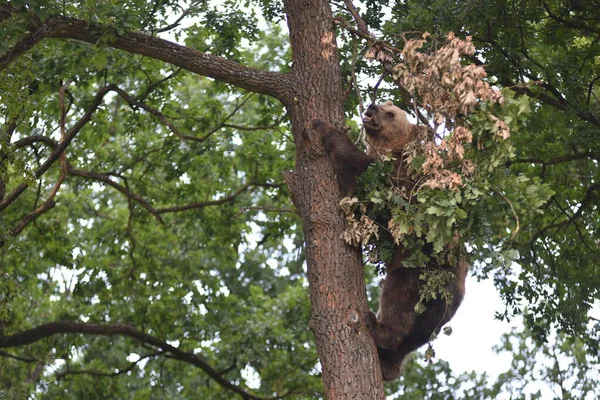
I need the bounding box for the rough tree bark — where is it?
[0,0,385,397]
[281,1,385,398]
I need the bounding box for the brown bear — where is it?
[311,101,468,381]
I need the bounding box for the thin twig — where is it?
[9,81,72,236]
[0,85,114,212]
[155,6,196,33]
[492,188,520,244]
[234,206,298,219]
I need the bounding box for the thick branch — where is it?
[1,13,293,103]
[0,321,275,400]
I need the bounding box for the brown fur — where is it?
[311,101,468,381]
[363,100,417,157]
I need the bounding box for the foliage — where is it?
[0,2,320,398]
[0,0,598,398]
[339,34,553,313]
[381,0,600,355]
[490,324,600,400]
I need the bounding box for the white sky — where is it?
[435,276,515,377]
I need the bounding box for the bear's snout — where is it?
[365,103,378,117]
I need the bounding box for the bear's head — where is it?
[362,101,416,156]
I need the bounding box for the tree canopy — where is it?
[0,0,598,399]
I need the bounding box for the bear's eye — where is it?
[386,112,395,119]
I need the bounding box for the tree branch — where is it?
[68,168,264,220]
[108,84,257,143]
[507,152,600,166]
[0,19,56,69]
[470,32,600,127]
[68,168,165,224]
[534,182,600,238]
[0,321,279,400]
[138,68,182,102]
[234,206,299,218]
[0,85,113,213]
[0,349,39,363]
[0,4,13,23]
[0,13,293,103]
[155,5,195,33]
[156,181,257,214]
[55,351,161,380]
[9,81,71,236]
[342,0,370,36]
[542,2,600,35]
[13,135,58,149]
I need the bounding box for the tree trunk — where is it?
[282,1,385,398]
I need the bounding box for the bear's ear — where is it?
[382,100,394,107]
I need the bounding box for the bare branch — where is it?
[0,321,280,400]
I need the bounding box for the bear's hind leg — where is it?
[363,311,410,351]
[378,348,407,381]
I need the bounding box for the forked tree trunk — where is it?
[282,1,385,397]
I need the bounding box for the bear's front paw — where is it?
[362,310,378,332]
